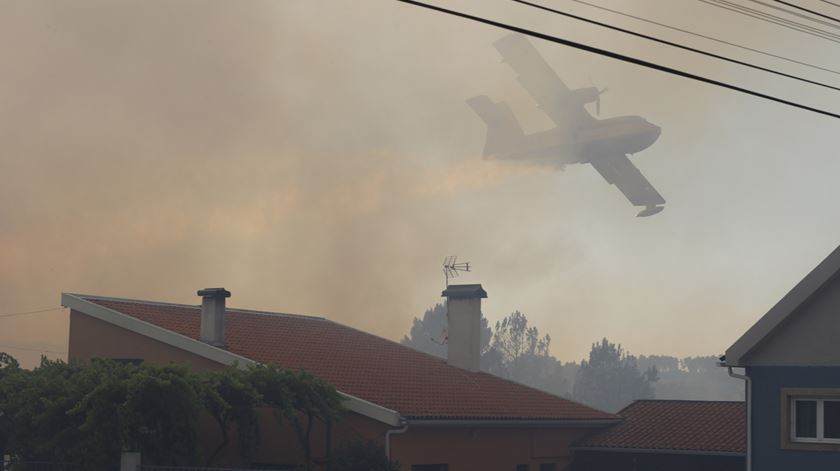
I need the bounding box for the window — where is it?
[539,464,556,471]
[791,398,840,443]
[516,465,529,471]
[782,389,840,451]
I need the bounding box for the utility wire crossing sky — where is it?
[394,0,840,119]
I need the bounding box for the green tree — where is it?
[5,358,92,466]
[333,440,400,471]
[248,364,343,470]
[119,364,203,465]
[286,370,343,470]
[0,352,21,456]
[69,359,138,468]
[573,338,658,412]
[200,367,261,466]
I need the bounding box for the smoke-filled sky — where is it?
[3,0,840,368]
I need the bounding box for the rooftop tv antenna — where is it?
[443,255,471,287]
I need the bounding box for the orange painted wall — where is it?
[68,309,223,370]
[390,426,595,471]
[68,310,602,470]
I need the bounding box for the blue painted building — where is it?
[725,245,840,470]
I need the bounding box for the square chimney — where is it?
[198,287,230,347]
[441,284,487,372]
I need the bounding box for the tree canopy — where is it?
[0,354,343,470]
[402,306,743,407]
[484,311,569,396]
[402,306,570,397]
[401,303,492,359]
[573,338,658,412]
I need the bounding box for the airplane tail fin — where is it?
[466,95,525,158]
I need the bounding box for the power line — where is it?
[727,0,840,33]
[750,0,840,29]
[564,0,840,77]
[702,0,840,40]
[772,0,840,24]
[818,0,840,9]
[393,0,840,120]
[512,0,840,92]
[700,0,840,42]
[0,307,64,319]
[0,343,66,354]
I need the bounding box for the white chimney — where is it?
[441,284,487,372]
[198,288,230,347]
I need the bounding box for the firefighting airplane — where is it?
[468,35,665,217]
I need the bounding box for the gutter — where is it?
[385,422,408,460]
[571,446,745,457]
[727,365,751,471]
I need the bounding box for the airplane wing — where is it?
[589,154,666,208]
[493,34,593,127]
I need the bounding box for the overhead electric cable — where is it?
[818,0,840,8]
[393,0,840,120]
[747,0,840,29]
[772,0,840,24]
[0,307,64,319]
[699,0,840,42]
[702,0,840,38]
[0,343,66,354]
[512,0,840,92]
[718,0,840,33]
[564,0,840,77]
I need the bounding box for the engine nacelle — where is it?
[565,87,601,105]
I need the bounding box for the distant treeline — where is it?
[636,354,744,402]
[402,304,744,413]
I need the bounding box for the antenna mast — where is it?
[442,255,471,287]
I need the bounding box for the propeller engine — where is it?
[566,86,608,115]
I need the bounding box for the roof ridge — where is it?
[75,293,325,320]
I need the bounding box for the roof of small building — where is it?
[66,294,617,424]
[575,400,746,455]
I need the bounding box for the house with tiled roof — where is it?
[723,244,840,470]
[572,400,745,471]
[62,284,619,471]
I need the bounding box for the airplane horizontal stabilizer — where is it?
[466,95,525,157]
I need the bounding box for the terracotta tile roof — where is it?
[82,296,617,422]
[576,400,746,454]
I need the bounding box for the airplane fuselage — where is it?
[469,34,666,216]
[504,115,661,166]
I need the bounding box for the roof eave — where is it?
[572,446,745,457]
[61,293,403,427]
[725,245,840,366]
